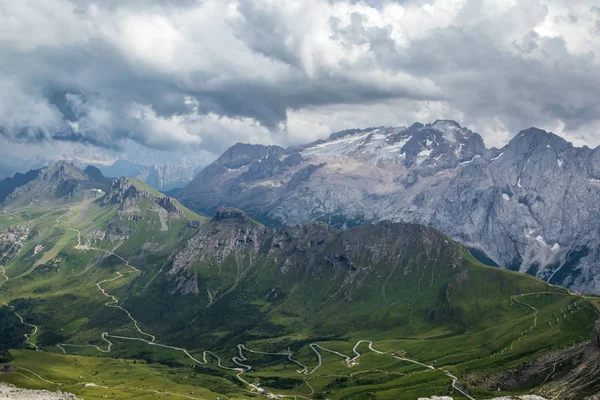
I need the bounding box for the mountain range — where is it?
[0,151,205,193]
[93,159,202,192]
[1,161,600,398]
[179,120,600,294]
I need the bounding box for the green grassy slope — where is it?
[0,194,598,399]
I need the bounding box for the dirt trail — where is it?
[8,205,477,399]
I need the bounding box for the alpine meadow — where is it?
[2,1,600,399]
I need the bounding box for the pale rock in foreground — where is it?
[418,397,547,400]
[0,384,81,400]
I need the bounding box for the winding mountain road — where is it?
[492,290,590,358]
[390,353,475,399]
[351,340,385,361]
[444,370,476,400]
[391,353,435,370]
[235,344,309,373]
[5,205,482,399]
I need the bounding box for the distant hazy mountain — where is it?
[180,120,600,294]
[0,169,41,202]
[0,142,207,193]
[95,160,201,192]
[0,154,48,180]
[2,161,111,208]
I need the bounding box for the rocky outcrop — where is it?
[164,212,462,298]
[102,178,182,215]
[165,207,267,295]
[213,206,248,221]
[214,143,287,170]
[0,227,30,263]
[99,178,186,242]
[101,178,150,206]
[287,163,325,190]
[0,383,81,400]
[179,121,600,294]
[155,196,182,215]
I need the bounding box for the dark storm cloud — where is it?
[1,0,600,154]
[390,25,600,133]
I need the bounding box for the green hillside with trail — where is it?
[0,162,599,399]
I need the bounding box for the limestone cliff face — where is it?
[180,121,600,294]
[163,208,463,299]
[102,178,183,215]
[165,207,268,295]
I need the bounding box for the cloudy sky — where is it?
[1,0,600,165]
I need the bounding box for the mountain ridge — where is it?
[1,163,600,398]
[179,121,600,294]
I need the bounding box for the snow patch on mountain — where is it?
[181,121,600,294]
[490,151,504,161]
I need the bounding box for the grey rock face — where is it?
[213,206,249,221]
[165,210,460,297]
[96,159,201,192]
[180,143,290,213]
[99,178,186,243]
[0,383,82,400]
[0,168,41,202]
[180,121,600,293]
[102,178,182,214]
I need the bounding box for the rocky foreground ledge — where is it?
[0,384,81,400]
[418,396,548,400]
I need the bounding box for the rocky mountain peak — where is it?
[0,168,41,203]
[101,178,182,215]
[3,161,109,205]
[179,119,600,294]
[507,127,571,152]
[397,121,485,169]
[326,127,385,142]
[430,119,463,139]
[101,178,145,206]
[407,122,424,131]
[41,160,88,182]
[432,119,461,127]
[213,143,287,170]
[84,165,104,180]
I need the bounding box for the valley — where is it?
[2,0,599,396]
[0,163,599,399]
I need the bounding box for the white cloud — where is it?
[0,0,599,158]
[0,79,65,140]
